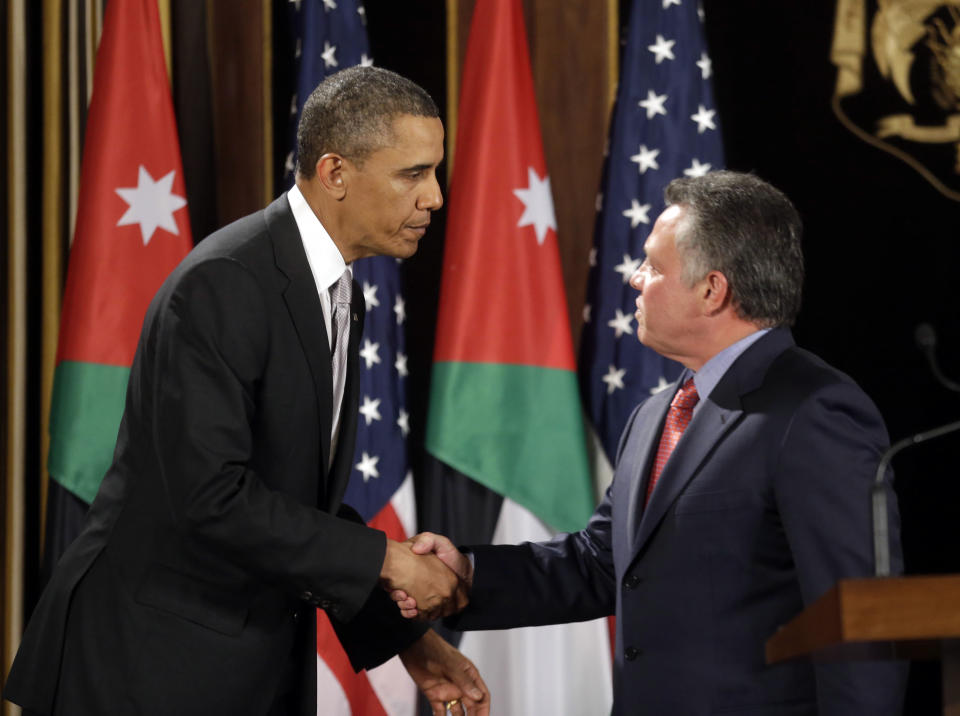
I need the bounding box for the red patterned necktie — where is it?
[645,378,700,506]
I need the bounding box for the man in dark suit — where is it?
[395,171,907,715]
[6,67,486,716]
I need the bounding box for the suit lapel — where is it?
[265,196,335,486]
[632,398,742,555]
[630,327,796,559]
[623,388,673,543]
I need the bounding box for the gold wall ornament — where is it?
[831,0,960,200]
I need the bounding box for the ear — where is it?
[315,153,346,199]
[700,270,731,316]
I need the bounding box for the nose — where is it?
[417,173,443,211]
[629,266,645,291]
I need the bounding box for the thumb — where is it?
[410,532,439,555]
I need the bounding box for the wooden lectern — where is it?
[766,575,960,715]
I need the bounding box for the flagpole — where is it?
[41,0,65,556]
[445,0,459,184]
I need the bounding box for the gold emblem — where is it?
[831,0,960,200]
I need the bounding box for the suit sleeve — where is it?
[448,489,617,630]
[774,380,907,716]
[149,257,384,623]
[331,504,428,670]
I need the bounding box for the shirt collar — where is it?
[287,184,350,292]
[692,328,770,401]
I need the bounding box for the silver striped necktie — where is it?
[328,269,352,467]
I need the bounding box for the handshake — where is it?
[379,533,471,621]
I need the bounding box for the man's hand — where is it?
[379,538,468,620]
[390,532,474,619]
[400,629,490,716]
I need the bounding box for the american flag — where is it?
[284,2,417,714]
[579,0,725,464]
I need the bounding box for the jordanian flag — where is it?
[426,0,611,712]
[426,0,592,534]
[49,0,193,505]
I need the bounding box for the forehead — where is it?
[368,114,444,167]
[644,204,685,255]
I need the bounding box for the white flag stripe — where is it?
[457,499,613,715]
[315,656,351,715]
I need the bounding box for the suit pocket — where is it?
[135,563,248,636]
[675,488,752,515]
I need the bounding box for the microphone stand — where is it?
[874,322,960,577]
[873,420,960,577]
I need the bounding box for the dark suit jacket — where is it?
[451,328,907,715]
[6,196,425,716]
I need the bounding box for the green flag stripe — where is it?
[426,361,593,532]
[48,361,130,504]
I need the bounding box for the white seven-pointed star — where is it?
[284,151,295,175]
[638,90,668,119]
[595,192,604,212]
[684,159,712,177]
[513,167,556,245]
[321,41,338,68]
[359,339,381,369]
[691,104,717,133]
[696,52,712,79]
[393,295,406,325]
[116,166,187,246]
[614,253,642,283]
[622,199,651,229]
[322,0,336,10]
[602,365,627,394]
[647,34,676,64]
[360,53,374,67]
[663,0,681,6]
[607,309,634,338]
[589,247,597,266]
[650,376,671,395]
[394,351,408,377]
[363,281,380,310]
[397,409,410,437]
[630,144,660,174]
[583,303,592,323]
[355,452,380,482]
[358,396,382,425]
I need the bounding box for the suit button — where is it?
[624,574,641,590]
[300,590,313,601]
[624,646,642,661]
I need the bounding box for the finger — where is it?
[394,596,418,610]
[390,589,411,602]
[410,532,438,555]
[400,607,419,619]
[429,699,444,716]
[448,658,487,703]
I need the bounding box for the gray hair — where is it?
[664,171,804,328]
[296,66,439,177]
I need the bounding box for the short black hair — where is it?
[296,66,439,177]
[664,171,804,328]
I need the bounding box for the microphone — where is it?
[915,322,960,393]
[873,323,960,576]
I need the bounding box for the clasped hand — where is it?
[379,533,471,621]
